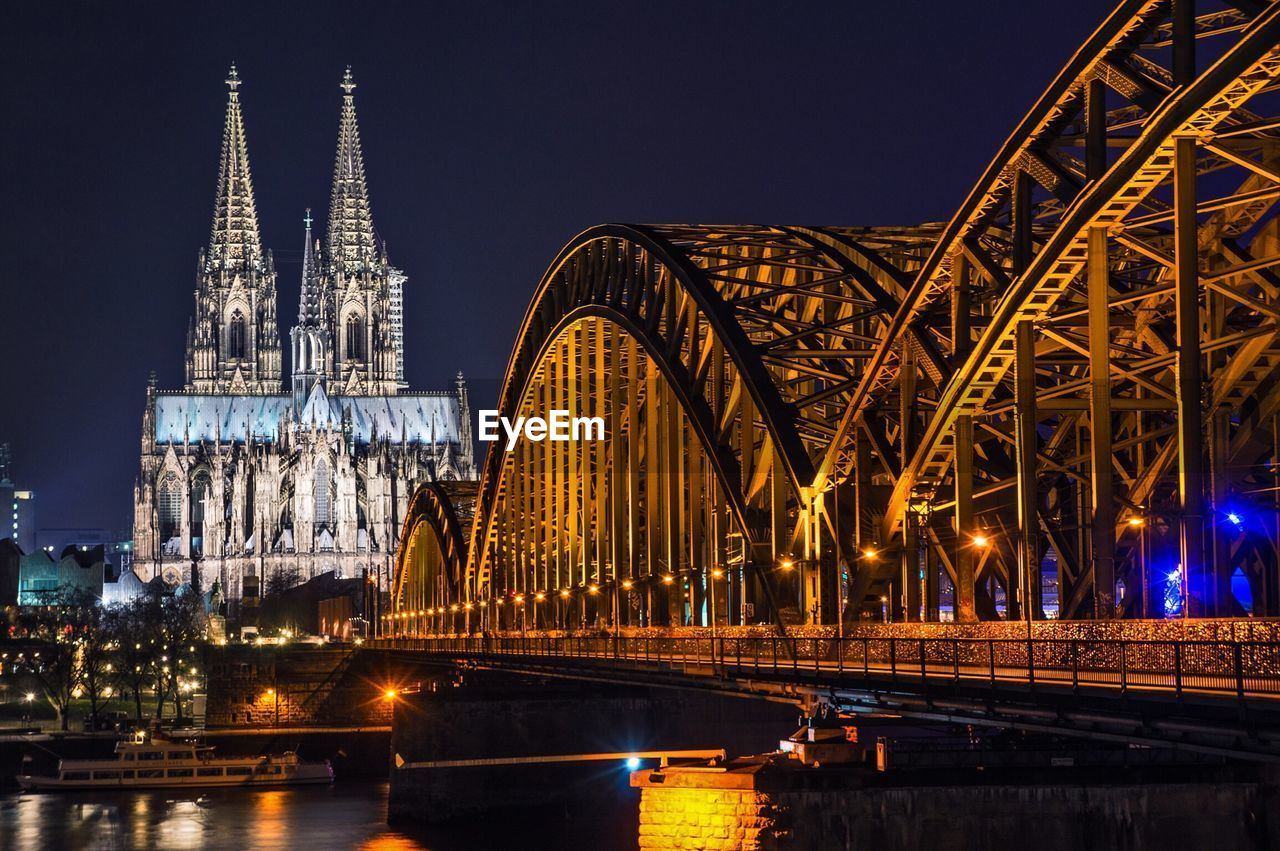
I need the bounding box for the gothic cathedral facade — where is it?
[133,67,475,609]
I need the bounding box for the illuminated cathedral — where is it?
[132,66,475,609]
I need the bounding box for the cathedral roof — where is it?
[153,390,463,445]
[326,68,378,272]
[208,65,263,268]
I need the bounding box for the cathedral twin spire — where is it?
[191,64,401,398]
[208,63,377,275]
[208,65,263,269]
[187,64,280,393]
[328,68,379,273]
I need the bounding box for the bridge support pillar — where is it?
[1088,225,1116,618]
[1175,135,1207,616]
[1015,320,1039,620]
[954,415,978,623]
[388,673,795,826]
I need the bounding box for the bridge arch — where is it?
[466,224,934,627]
[388,481,475,636]
[835,2,1280,620]
[390,2,1280,630]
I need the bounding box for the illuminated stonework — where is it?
[132,68,475,606]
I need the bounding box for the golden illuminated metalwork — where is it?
[393,1,1280,629]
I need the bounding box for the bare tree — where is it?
[77,603,113,728]
[109,596,158,722]
[265,565,302,599]
[12,589,97,731]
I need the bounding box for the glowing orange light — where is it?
[662,574,675,585]
[588,584,599,595]
[862,549,878,560]
[711,569,724,580]
[560,589,571,598]
[779,557,795,570]
[535,592,546,602]
[383,689,397,701]
[621,579,633,590]
[1128,517,1145,527]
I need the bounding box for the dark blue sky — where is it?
[0,0,1117,534]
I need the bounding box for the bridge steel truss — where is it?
[389,0,1280,634]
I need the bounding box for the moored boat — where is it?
[16,728,332,791]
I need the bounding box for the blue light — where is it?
[1163,566,1184,618]
[1227,512,1242,526]
[1231,568,1254,614]
[625,757,641,770]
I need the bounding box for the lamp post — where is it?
[777,555,815,624]
[860,548,880,626]
[620,578,633,629]
[710,568,724,667]
[1127,514,1147,617]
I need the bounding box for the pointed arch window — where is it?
[159,473,181,543]
[314,458,333,529]
[191,471,211,556]
[228,310,247,360]
[345,314,365,361]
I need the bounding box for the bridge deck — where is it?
[379,633,1280,701]
[376,633,1280,761]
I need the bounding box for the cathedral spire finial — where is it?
[208,65,262,267]
[327,66,376,272]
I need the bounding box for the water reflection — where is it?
[0,782,426,851]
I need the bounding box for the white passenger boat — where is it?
[16,729,333,791]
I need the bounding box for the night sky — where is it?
[1,0,1118,535]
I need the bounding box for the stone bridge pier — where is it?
[386,669,796,827]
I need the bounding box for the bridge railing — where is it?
[378,634,1280,702]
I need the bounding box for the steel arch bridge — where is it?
[390,0,1280,635]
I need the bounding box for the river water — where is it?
[0,781,636,850]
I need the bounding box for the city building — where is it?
[102,565,147,607]
[0,538,21,606]
[132,66,474,611]
[17,545,106,606]
[0,444,36,555]
[36,528,133,576]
